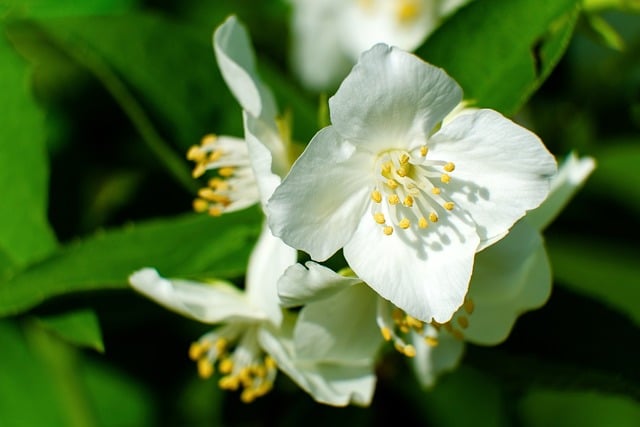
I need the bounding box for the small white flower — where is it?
[290,0,472,91]
[269,44,557,323]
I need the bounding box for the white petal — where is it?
[278,261,363,307]
[245,223,297,326]
[293,283,381,362]
[129,268,263,323]
[329,44,462,153]
[289,0,353,91]
[462,221,551,345]
[242,112,287,206]
[268,127,372,261]
[429,109,557,249]
[412,328,465,388]
[344,207,480,323]
[526,152,595,231]
[213,16,277,122]
[258,322,376,407]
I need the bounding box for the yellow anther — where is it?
[371,190,382,203]
[387,178,399,189]
[406,316,423,330]
[219,166,235,177]
[380,327,392,342]
[381,162,393,175]
[214,338,228,353]
[398,218,411,229]
[457,316,469,329]
[392,308,404,322]
[197,359,214,379]
[403,195,414,207]
[424,336,439,347]
[219,376,239,391]
[444,162,456,172]
[418,217,428,228]
[374,212,386,224]
[403,344,417,358]
[441,174,451,184]
[431,187,441,195]
[186,145,205,162]
[399,153,410,165]
[240,389,256,403]
[208,177,228,190]
[383,226,394,235]
[397,0,420,22]
[420,145,428,156]
[207,150,223,163]
[208,206,223,217]
[201,133,217,145]
[253,365,267,378]
[388,194,400,205]
[397,166,408,177]
[219,358,234,375]
[192,163,207,178]
[444,201,455,211]
[189,342,206,360]
[193,198,209,213]
[429,212,439,223]
[265,356,276,369]
[464,299,475,314]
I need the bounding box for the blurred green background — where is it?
[1,0,639,425]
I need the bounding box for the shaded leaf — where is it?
[37,308,104,352]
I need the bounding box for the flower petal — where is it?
[245,222,297,326]
[268,127,372,261]
[329,44,462,153]
[293,282,381,362]
[429,109,557,249]
[344,207,480,323]
[462,221,551,345]
[243,112,287,206]
[411,328,465,388]
[258,321,377,407]
[526,152,595,231]
[278,261,363,308]
[213,15,277,122]
[129,268,263,323]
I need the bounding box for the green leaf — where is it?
[0,208,261,317]
[36,308,104,352]
[0,28,57,270]
[2,0,136,19]
[519,389,640,427]
[547,235,640,326]
[418,0,581,115]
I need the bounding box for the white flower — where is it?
[130,223,377,405]
[290,0,472,91]
[268,44,557,324]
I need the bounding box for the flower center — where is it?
[188,323,277,403]
[187,134,259,216]
[377,298,475,357]
[370,145,456,235]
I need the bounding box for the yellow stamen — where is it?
[201,133,217,145]
[429,212,439,223]
[441,174,451,184]
[403,195,414,207]
[420,145,428,156]
[383,226,394,235]
[197,359,214,379]
[374,212,386,224]
[208,206,222,217]
[424,336,439,347]
[418,217,428,228]
[219,357,234,375]
[371,190,382,203]
[219,167,235,177]
[432,187,441,195]
[186,145,205,162]
[189,342,206,360]
[192,163,207,178]
[399,153,410,165]
[388,194,400,205]
[403,344,417,358]
[219,376,239,391]
[193,198,209,213]
[398,218,411,229]
[444,201,455,211]
[381,162,392,175]
[380,327,392,342]
[444,162,456,172]
[397,166,408,177]
[397,0,420,22]
[387,179,399,189]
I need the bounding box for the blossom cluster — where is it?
[129,13,594,406]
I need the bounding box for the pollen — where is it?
[383,226,394,235]
[424,336,439,347]
[193,198,209,213]
[387,179,399,189]
[374,212,386,224]
[420,145,428,156]
[381,327,392,341]
[418,217,428,228]
[432,187,441,195]
[399,153,410,165]
[219,166,235,177]
[372,190,382,203]
[429,212,439,223]
[197,359,214,379]
[397,166,408,177]
[403,344,417,358]
[441,173,451,184]
[444,201,455,211]
[388,194,400,205]
[444,162,456,172]
[396,0,420,22]
[398,218,411,229]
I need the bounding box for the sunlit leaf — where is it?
[0,209,261,317]
[418,0,581,114]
